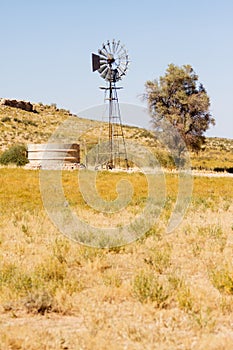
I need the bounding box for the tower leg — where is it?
[107,82,128,169]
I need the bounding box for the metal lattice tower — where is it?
[92,39,129,169]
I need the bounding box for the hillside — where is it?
[0,103,79,150]
[0,102,232,170]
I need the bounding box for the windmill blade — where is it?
[98,49,108,58]
[123,62,129,72]
[98,63,107,73]
[115,44,124,56]
[99,55,108,62]
[101,67,110,80]
[119,59,128,69]
[98,64,108,74]
[112,39,116,53]
[98,63,107,72]
[124,55,130,65]
[117,66,127,77]
[100,57,107,63]
[92,53,100,72]
[107,40,112,53]
[117,47,126,59]
[114,40,120,54]
[101,44,109,56]
[118,50,128,60]
[118,57,129,72]
[99,58,108,67]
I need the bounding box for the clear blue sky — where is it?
[1,0,232,139]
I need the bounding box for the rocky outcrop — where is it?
[0,98,33,112]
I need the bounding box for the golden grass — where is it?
[0,168,233,349]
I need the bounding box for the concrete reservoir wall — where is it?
[27,143,80,168]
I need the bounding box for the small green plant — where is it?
[33,258,67,288]
[191,307,215,330]
[13,117,22,123]
[1,116,11,122]
[0,263,32,296]
[0,144,28,166]
[102,270,122,288]
[23,119,38,127]
[133,270,168,306]
[210,264,233,294]
[168,273,194,312]
[52,238,70,264]
[144,242,172,273]
[176,283,194,312]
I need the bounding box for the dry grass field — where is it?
[0,167,233,349]
[0,102,233,349]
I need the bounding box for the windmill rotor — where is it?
[92,39,129,82]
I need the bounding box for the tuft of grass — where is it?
[168,273,194,312]
[0,263,33,297]
[144,242,172,273]
[102,270,122,288]
[176,282,194,312]
[210,264,233,295]
[52,237,71,264]
[33,258,66,285]
[133,270,169,306]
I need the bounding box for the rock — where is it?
[0,98,33,112]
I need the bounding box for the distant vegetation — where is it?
[0,102,232,171]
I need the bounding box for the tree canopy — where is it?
[145,64,215,153]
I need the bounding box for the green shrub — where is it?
[23,119,38,127]
[1,116,11,122]
[0,262,33,296]
[13,117,22,123]
[0,144,28,166]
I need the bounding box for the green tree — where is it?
[145,64,215,153]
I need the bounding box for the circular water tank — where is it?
[27,143,80,168]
